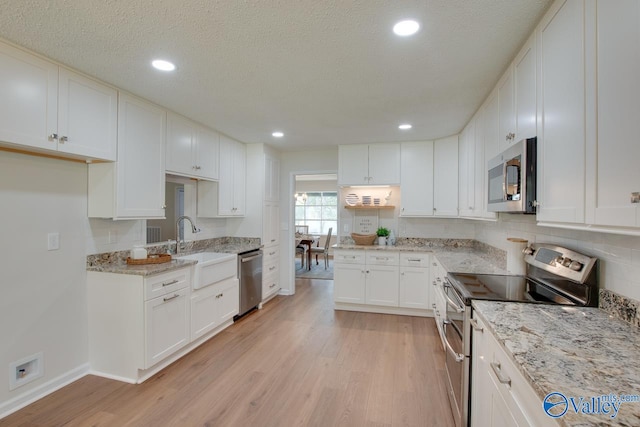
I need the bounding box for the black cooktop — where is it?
[447,273,589,306]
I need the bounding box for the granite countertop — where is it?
[86,237,261,277]
[334,238,508,275]
[472,301,640,427]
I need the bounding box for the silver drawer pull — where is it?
[163,294,179,302]
[269,266,276,271]
[162,279,179,287]
[375,257,389,261]
[490,362,511,387]
[470,318,484,332]
[269,283,276,288]
[269,251,276,256]
[407,258,421,262]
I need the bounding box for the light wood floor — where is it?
[2,279,455,427]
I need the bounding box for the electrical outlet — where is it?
[47,233,59,251]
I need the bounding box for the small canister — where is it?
[131,245,148,260]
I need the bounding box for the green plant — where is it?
[376,227,390,237]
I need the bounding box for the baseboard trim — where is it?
[0,363,89,419]
[334,303,434,318]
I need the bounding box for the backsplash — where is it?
[599,289,640,328]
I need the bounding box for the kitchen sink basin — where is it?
[176,252,237,289]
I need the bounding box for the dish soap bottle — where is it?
[388,229,396,246]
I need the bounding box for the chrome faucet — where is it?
[175,216,201,254]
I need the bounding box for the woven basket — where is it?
[351,233,377,246]
[126,254,172,265]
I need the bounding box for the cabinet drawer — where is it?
[145,268,190,300]
[366,252,399,266]
[263,246,279,264]
[264,259,278,277]
[263,270,280,299]
[334,250,365,264]
[400,252,430,268]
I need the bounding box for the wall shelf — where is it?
[344,205,395,210]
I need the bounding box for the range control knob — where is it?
[562,257,572,267]
[522,246,535,255]
[569,261,583,271]
[555,256,564,265]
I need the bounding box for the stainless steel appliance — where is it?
[487,137,537,213]
[437,243,598,427]
[236,249,263,319]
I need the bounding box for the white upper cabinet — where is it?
[589,0,640,228]
[458,120,475,217]
[264,153,280,202]
[433,136,459,217]
[88,93,166,219]
[0,41,117,161]
[166,112,219,181]
[513,34,537,142]
[338,143,400,186]
[400,141,434,216]
[198,136,246,217]
[536,0,590,224]
[498,67,516,152]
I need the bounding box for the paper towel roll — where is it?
[506,238,528,275]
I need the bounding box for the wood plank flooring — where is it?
[1,279,455,427]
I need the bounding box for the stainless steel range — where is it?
[436,243,599,427]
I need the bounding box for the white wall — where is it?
[0,151,89,413]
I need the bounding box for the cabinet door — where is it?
[458,121,475,217]
[218,279,240,324]
[498,67,515,152]
[470,316,490,427]
[0,41,57,151]
[433,136,459,217]
[537,0,587,224]
[190,284,220,341]
[400,141,434,216]
[399,267,430,310]
[166,112,196,176]
[592,0,640,227]
[334,263,366,304]
[263,201,280,246]
[514,34,537,141]
[116,94,166,218]
[232,140,246,215]
[217,136,236,216]
[368,143,400,185]
[481,92,500,220]
[144,288,189,368]
[338,145,369,185]
[196,126,220,180]
[366,265,399,307]
[57,68,117,161]
[265,154,280,202]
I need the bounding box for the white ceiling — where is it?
[0,0,551,151]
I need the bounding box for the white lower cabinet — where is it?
[471,314,558,427]
[190,277,239,341]
[262,245,280,301]
[87,268,191,383]
[334,250,432,316]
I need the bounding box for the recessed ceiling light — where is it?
[399,124,413,130]
[393,20,420,36]
[151,59,176,71]
[272,131,284,138]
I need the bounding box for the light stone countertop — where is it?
[334,241,508,275]
[472,300,640,427]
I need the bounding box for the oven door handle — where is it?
[442,320,465,363]
[443,290,465,313]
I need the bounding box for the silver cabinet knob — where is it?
[59,136,68,143]
[48,133,58,141]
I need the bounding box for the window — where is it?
[295,191,337,235]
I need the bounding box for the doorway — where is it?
[293,174,338,280]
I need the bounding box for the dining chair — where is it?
[295,244,306,269]
[310,227,332,269]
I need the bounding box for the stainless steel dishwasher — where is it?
[236,249,263,319]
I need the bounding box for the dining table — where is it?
[295,234,319,271]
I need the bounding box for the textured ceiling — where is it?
[0,0,551,151]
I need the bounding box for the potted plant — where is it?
[376,227,390,246]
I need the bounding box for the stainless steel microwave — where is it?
[487,137,537,213]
